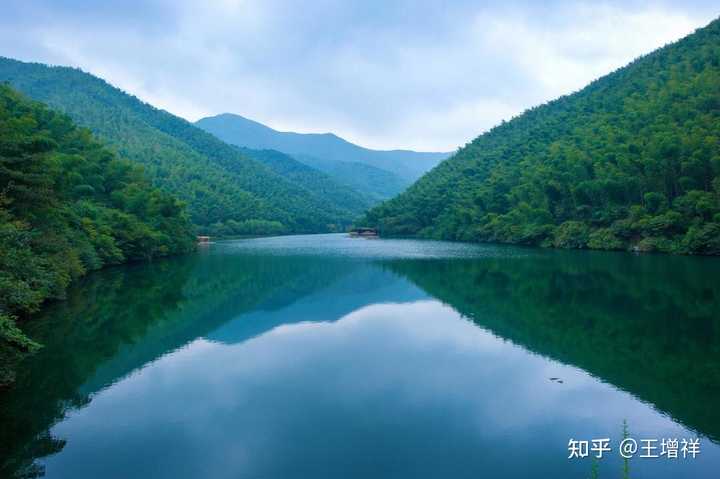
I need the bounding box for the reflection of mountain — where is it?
[385,251,720,442]
[4,239,720,479]
[207,264,425,344]
[79,255,361,394]
[0,252,417,478]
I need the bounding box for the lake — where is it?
[1,234,719,478]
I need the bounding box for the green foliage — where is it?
[0,84,195,385]
[0,58,363,234]
[683,222,720,254]
[0,313,41,386]
[587,228,625,250]
[239,147,372,218]
[294,154,409,202]
[552,221,590,249]
[622,420,630,479]
[205,218,288,237]
[364,18,720,255]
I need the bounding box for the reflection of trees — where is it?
[4,245,718,478]
[0,252,355,478]
[384,250,720,442]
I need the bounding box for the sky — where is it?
[1,1,718,151]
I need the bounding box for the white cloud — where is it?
[1,0,717,150]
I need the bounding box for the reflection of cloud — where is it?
[1,1,718,150]
[44,299,714,478]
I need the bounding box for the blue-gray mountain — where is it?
[195,113,451,200]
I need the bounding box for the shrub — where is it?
[553,221,590,249]
[588,228,625,250]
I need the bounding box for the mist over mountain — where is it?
[195,113,450,200]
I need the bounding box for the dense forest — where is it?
[0,85,196,385]
[364,18,720,255]
[293,154,409,202]
[238,148,371,222]
[0,58,364,235]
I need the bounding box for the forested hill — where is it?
[293,154,408,202]
[0,58,364,235]
[364,17,720,255]
[0,85,195,384]
[195,113,450,182]
[232,147,372,236]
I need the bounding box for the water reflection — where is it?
[384,250,720,443]
[1,235,718,478]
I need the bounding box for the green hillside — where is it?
[239,149,372,209]
[239,147,372,217]
[364,18,720,255]
[0,84,195,384]
[0,58,362,234]
[195,112,449,185]
[293,154,408,202]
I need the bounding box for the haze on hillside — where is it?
[196,113,448,181]
[196,113,449,200]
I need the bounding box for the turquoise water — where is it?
[2,234,719,478]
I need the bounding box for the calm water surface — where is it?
[2,234,719,478]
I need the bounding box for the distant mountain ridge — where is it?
[195,113,451,199]
[0,57,370,235]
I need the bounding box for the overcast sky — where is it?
[2,1,718,151]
